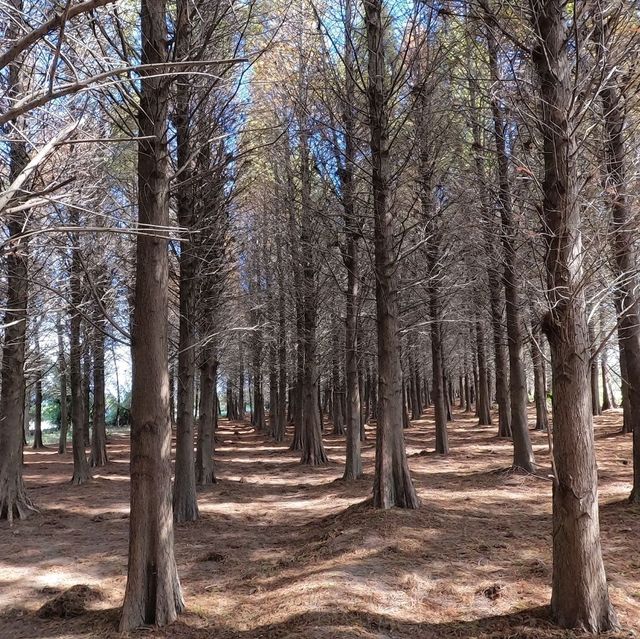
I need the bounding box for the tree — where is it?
[0,0,37,521]
[119,0,184,629]
[365,0,419,509]
[531,0,618,629]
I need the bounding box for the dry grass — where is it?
[0,407,638,638]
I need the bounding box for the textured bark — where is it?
[69,211,91,486]
[32,369,44,449]
[598,45,640,500]
[588,321,601,417]
[299,129,327,466]
[468,73,511,437]
[275,238,287,443]
[0,0,36,521]
[366,0,418,509]
[90,311,108,467]
[57,314,69,454]
[82,343,91,447]
[475,321,492,426]
[196,353,216,485]
[172,0,199,523]
[531,326,549,432]
[532,0,618,629]
[119,0,184,629]
[484,14,534,470]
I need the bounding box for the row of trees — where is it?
[1,0,639,634]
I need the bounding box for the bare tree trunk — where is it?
[196,352,216,485]
[69,211,91,486]
[532,0,617,628]
[484,13,534,469]
[299,130,327,466]
[119,0,184,628]
[0,0,36,521]
[531,326,549,432]
[57,313,69,454]
[365,0,418,509]
[598,41,640,500]
[172,0,198,523]
[90,303,108,467]
[475,320,492,426]
[32,334,44,449]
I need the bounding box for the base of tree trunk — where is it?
[90,449,108,467]
[300,449,329,465]
[173,495,199,523]
[342,467,363,481]
[70,468,91,486]
[0,478,38,522]
[196,470,216,486]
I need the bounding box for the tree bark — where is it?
[484,13,534,469]
[69,211,91,486]
[531,326,549,432]
[0,0,37,521]
[598,39,640,500]
[119,0,184,629]
[57,313,69,454]
[196,352,216,485]
[172,0,199,523]
[475,320,492,426]
[365,0,418,508]
[532,0,618,629]
[90,303,108,467]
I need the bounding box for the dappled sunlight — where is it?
[1,410,638,638]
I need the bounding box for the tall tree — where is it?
[119,0,184,629]
[531,0,618,629]
[365,0,419,509]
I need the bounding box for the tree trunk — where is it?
[0,0,36,521]
[57,313,69,454]
[69,212,91,486]
[196,352,216,485]
[90,308,108,467]
[484,14,533,468]
[588,321,601,417]
[475,320,492,426]
[366,0,418,508]
[172,0,199,523]
[532,1,617,629]
[531,326,549,432]
[33,369,44,450]
[119,0,184,629]
[598,42,640,500]
[299,128,327,466]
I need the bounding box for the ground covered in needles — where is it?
[0,408,639,638]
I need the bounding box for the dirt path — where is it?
[0,409,638,638]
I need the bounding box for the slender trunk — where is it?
[484,14,533,468]
[468,72,511,437]
[120,0,184,628]
[69,212,91,486]
[0,0,36,520]
[90,304,108,467]
[299,128,327,466]
[172,0,198,523]
[599,44,640,498]
[366,0,418,508]
[33,363,44,450]
[57,314,69,454]
[531,326,549,432]
[475,320,492,426]
[532,1,617,628]
[196,353,216,485]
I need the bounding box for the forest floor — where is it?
[1,408,639,639]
